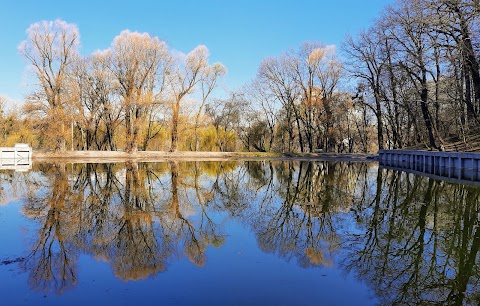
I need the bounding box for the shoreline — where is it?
[32,150,378,163]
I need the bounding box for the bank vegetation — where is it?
[1,0,478,153]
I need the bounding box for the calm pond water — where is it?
[0,160,479,305]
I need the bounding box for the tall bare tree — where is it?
[344,29,386,150]
[70,51,121,150]
[194,62,226,151]
[384,0,440,149]
[257,54,304,152]
[166,45,211,152]
[305,44,343,151]
[19,19,79,151]
[436,0,480,121]
[109,30,168,153]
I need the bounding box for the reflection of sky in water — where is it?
[1,160,479,305]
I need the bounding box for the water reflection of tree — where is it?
[109,161,166,281]
[20,161,231,291]
[21,163,79,293]
[15,160,480,303]
[344,169,480,305]
[162,161,205,267]
[258,162,369,268]
[212,160,372,268]
[0,168,39,206]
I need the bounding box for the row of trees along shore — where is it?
[0,0,478,153]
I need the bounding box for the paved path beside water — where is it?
[33,150,377,163]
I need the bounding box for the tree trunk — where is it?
[124,103,134,153]
[170,161,179,215]
[374,93,384,150]
[387,42,402,148]
[419,84,438,150]
[294,112,304,153]
[170,101,180,152]
[462,60,477,122]
[194,114,201,151]
[459,14,480,118]
[57,122,67,152]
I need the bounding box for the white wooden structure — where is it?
[0,143,32,171]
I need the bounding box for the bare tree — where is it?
[307,44,343,151]
[194,62,226,151]
[206,94,246,151]
[166,45,211,152]
[18,19,79,151]
[109,30,168,153]
[435,0,480,122]
[344,29,386,150]
[70,51,121,150]
[257,54,304,152]
[243,81,279,152]
[384,0,441,149]
[344,0,480,150]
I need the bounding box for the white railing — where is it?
[0,143,32,171]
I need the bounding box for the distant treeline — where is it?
[0,0,478,153]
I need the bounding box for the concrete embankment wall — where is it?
[378,149,480,182]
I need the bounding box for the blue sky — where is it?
[0,0,391,104]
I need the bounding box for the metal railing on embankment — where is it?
[378,149,480,184]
